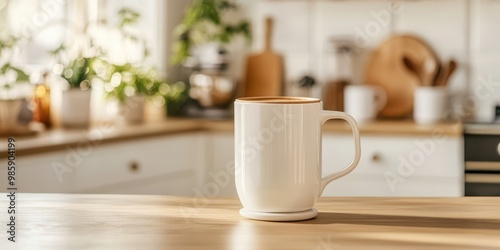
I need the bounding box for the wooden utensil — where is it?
[422,58,438,86]
[435,60,457,86]
[243,17,283,97]
[433,63,443,86]
[402,56,438,86]
[364,35,439,118]
[403,55,419,81]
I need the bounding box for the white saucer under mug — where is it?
[240,208,318,222]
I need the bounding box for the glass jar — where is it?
[322,39,354,111]
[33,72,52,128]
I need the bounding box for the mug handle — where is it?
[374,86,388,112]
[318,111,361,195]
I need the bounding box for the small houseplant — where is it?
[104,63,168,123]
[54,55,98,128]
[171,0,251,65]
[0,36,30,130]
[100,8,167,123]
[50,11,109,128]
[169,0,251,116]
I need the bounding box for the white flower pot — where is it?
[61,89,92,128]
[120,95,146,124]
[0,99,23,130]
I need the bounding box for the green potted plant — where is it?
[50,12,110,128]
[104,63,168,123]
[93,8,162,123]
[0,36,30,130]
[171,0,251,65]
[55,56,98,128]
[169,0,251,114]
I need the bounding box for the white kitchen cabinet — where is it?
[0,150,75,193]
[5,130,463,197]
[321,134,464,197]
[1,133,206,195]
[86,169,198,196]
[74,133,206,193]
[324,174,461,197]
[204,132,237,197]
[203,132,464,197]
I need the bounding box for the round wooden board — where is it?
[364,35,438,118]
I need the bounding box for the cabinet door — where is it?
[205,132,463,197]
[205,132,237,197]
[75,133,206,194]
[322,134,463,196]
[1,133,206,195]
[84,169,198,196]
[322,174,462,197]
[0,151,76,193]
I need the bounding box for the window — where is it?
[2,0,168,72]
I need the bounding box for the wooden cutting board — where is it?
[243,18,283,97]
[364,35,439,118]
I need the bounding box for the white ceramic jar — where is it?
[413,86,448,125]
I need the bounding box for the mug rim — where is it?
[236,96,320,104]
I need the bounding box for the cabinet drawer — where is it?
[81,170,198,196]
[75,133,205,191]
[204,132,463,197]
[465,134,500,162]
[323,134,463,179]
[323,174,462,197]
[207,132,237,197]
[0,151,75,193]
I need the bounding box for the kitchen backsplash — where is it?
[241,0,500,121]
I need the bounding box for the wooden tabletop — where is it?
[2,194,499,249]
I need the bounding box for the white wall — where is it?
[96,0,191,77]
[247,0,500,121]
[4,0,67,68]
[469,0,500,121]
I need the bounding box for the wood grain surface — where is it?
[1,194,499,249]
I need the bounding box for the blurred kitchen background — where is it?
[1,0,500,197]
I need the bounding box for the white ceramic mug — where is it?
[344,85,387,123]
[234,97,361,221]
[414,86,448,125]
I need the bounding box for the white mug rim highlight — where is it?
[236,96,320,104]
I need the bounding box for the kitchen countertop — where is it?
[4,194,499,249]
[2,118,463,157]
[2,119,202,157]
[464,122,500,135]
